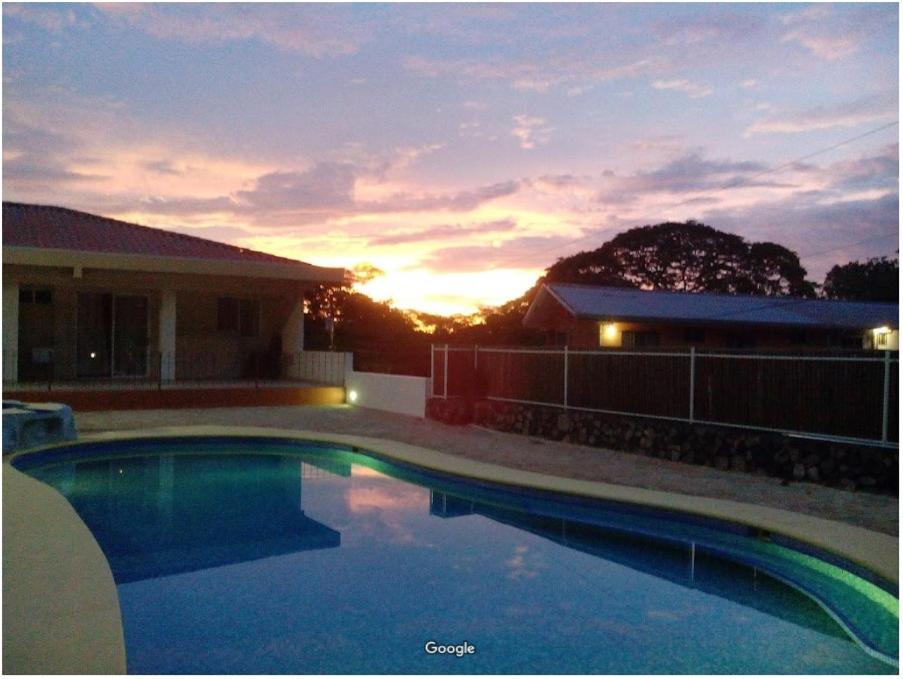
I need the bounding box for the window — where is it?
[239,299,259,337]
[876,331,889,349]
[684,327,706,344]
[725,333,755,349]
[217,298,240,332]
[19,288,52,305]
[622,331,660,348]
[790,330,807,345]
[217,297,259,337]
[547,330,567,346]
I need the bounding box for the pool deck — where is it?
[4,465,126,673]
[5,404,899,673]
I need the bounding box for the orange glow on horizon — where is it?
[357,267,540,316]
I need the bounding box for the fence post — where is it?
[563,345,569,408]
[158,351,163,390]
[443,344,449,399]
[430,344,435,397]
[882,350,890,442]
[688,346,696,422]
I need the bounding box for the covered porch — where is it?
[3,269,328,382]
[2,201,348,405]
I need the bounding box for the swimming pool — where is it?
[13,436,899,674]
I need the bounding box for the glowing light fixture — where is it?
[348,390,359,403]
[871,326,893,349]
[602,323,619,341]
[90,351,97,359]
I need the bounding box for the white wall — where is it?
[345,370,428,418]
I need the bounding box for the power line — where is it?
[493,120,899,270]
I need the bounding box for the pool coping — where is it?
[3,464,127,673]
[4,424,899,673]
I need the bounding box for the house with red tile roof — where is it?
[2,202,345,384]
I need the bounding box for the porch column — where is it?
[159,290,176,381]
[3,283,18,383]
[282,299,305,378]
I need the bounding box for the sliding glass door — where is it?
[77,293,149,378]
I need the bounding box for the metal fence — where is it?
[431,345,899,448]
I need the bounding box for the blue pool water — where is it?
[15,437,898,674]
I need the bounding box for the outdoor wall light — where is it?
[90,351,97,359]
[348,389,359,403]
[602,323,619,341]
[872,326,891,335]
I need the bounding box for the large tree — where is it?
[822,256,899,302]
[305,283,434,374]
[544,221,816,297]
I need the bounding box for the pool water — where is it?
[17,438,898,674]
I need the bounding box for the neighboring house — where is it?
[523,283,899,351]
[2,202,345,384]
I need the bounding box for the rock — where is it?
[556,413,571,433]
[806,466,819,482]
[792,463,806,480]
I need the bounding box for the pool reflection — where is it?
[40,455,343,584]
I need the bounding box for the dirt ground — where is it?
[76,404,899,536]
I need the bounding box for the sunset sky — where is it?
[3,3,899,315]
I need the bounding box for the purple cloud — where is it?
[745,92,897,135]
[368,218,517,246]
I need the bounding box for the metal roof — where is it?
[525,283,898,330]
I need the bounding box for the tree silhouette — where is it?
[823,256,898,302]
[545,221,816,296]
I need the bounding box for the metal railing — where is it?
[431,344,899,448]
[2,348,350,390]
[282,350,350,385]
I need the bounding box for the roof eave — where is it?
[569,311,894,332]
[523,284,579,328]
[2,246,346,285]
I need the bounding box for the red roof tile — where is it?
[2,202,306,266]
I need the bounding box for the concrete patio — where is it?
[77,404,899,536]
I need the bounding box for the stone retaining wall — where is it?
[426,397,898,495]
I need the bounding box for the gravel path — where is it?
[76,405,899,536]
